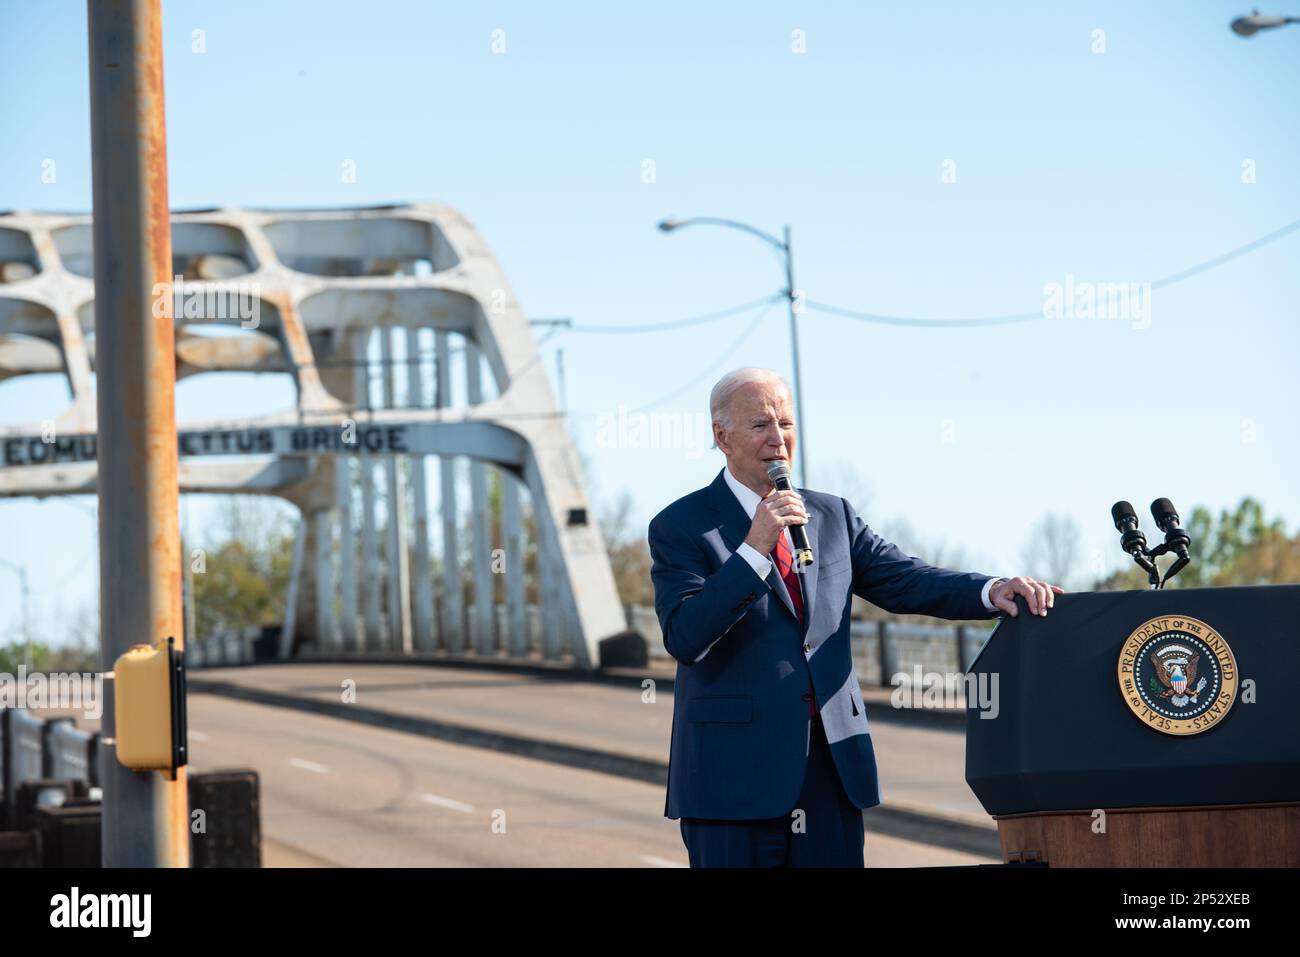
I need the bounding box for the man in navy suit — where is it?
[648,367,1062,867]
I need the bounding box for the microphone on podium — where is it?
[1111,500,1160,587]
[1151,498,1192,584]
[1109,498,1193,589]
[766,460,814,568]
[1110,501,1149,560]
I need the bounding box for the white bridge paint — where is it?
[0,203,624,669]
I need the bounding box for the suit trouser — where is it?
[678,712,866,867]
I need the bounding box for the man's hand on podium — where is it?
[990,576,1064,618]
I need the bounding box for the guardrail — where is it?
[631,604,994,685]
[47,719,97,784]
[1,708,100,830]
[1,703,259,866]
[185,605,996,685]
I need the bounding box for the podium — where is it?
[965,585,1300,866]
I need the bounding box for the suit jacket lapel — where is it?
[799,493,820,630]
[777,499,820,637]
[766,558,798,622]
[706,469,799,622]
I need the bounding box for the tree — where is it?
[1020,513,1082,589]
[598,489,653,606]
[0,595,100,674]
[1177,498,1289,587]
[190,497,295,639]
[877,514,977,571]
[821,458,875,518]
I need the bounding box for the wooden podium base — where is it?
[994,801,1300,866]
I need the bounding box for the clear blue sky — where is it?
[2,1,1298,645]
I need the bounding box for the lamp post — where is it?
[1230,10,1299,35]
[657,217,809,489]
[0,558,31,671]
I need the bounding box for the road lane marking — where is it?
[289,757,329,773]
[419,792,475,813]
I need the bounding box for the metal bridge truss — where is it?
[0,204,628,668]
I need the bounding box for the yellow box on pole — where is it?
[113,637,188,774]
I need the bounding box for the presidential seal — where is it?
[1117,615,1238,736]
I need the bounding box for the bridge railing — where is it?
[187,604,562,667]
[631,604,994,686]
[46,719,97,784]
[0,708,100,830]
[184,604,996,684]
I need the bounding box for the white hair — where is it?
[709,367,792,448]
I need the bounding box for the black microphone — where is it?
[1111,501,1148,559]
[1150,499,1192,589]
[1150,498,1190,558]
[766,460,813,567]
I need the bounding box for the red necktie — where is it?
[772,533,815,717]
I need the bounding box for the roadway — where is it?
[188,692,996,867]
[181,660,998,867]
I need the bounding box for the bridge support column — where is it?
[356,331,383,651]
[436,330,463,653]
[501,470,527,657]
[279,514,307,659]
[313,504,337,650]
[406,328,435,653]
[466,341,496,655]
[336,456,358,651]
[379,329,413,654]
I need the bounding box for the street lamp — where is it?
[1230,10,1299,35]
[657,216,809,489]
[0,558,32,671]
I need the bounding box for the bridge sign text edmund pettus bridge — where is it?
[3,424,413,467]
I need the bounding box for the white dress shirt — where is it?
[692,466,1002,663]
[723,465,786,581]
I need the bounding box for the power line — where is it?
[354,298,780,422]
[590,297,780,416]
[568,293,782,334]
[805,215,1300,328]
[805,300,1043,328]
[1151,216,1300,289]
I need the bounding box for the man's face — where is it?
[713,381,797,494]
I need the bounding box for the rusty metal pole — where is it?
[88,0,189,867]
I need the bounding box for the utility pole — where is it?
[529,317,572,413]
[782,224,807,489]
[657,218,809,488]
[88,0,189,867]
